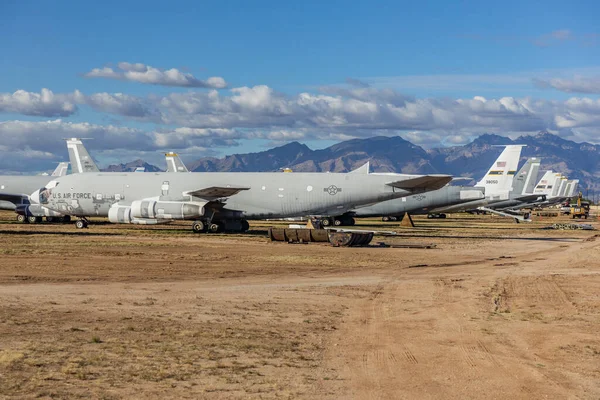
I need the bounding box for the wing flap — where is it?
[387,175,452,192]
[185,186,250,199]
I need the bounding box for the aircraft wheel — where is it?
[75,220,87,229]
[321,218,332,227]
[440,214,447,219]
[427,214,434,219]
[382,216,390,222]
[28,216,42,224]
[192,221,206,233]
[46,216,55,223]
[209,223,222,233]
[16,214,27,223]
[62,215,71,223]
[240,220,250,232]
[333,218,343,226]
[348,217,356,226]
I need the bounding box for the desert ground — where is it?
[0,210,599,399]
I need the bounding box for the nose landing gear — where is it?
[75,218,89,229]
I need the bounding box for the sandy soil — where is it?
[0,211,599,399]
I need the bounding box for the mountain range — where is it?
[104,132,600,192]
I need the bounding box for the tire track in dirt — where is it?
[322,234,597,399]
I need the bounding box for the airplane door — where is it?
[161,181,170,196]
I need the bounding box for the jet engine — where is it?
[108,205,168,225]
[130,200,207,220]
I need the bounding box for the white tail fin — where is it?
[533,171,556,197]
[51,162,69,177]
[550,173,563,197]
[569,180,579,197]
[511,157,541,195]
[475,145,525,199]
[348,162,370,174]
[557,176,569,197]
[66,138,99,173]
[165,152,189,173]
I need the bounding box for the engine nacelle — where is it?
[109,205,133,223]
[130,200,206,220]
[109,205,170,225]
[16,204,64,217]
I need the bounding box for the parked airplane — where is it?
[0,138,99,223]
[31,168,452,232]
[334,146,525,225]
[0,162,71,223]
[351,145,529,223]
[467,157,543,212]
[320,163,483,225]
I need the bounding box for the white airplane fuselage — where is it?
[36,172,451,220]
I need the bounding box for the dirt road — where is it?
[0,213,599,398]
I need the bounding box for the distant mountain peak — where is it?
[98,132,600,191]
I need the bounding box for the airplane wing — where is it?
[185,186,250,200]
[514,194,545,202]
[387,175,452,192]
[0,193,28,208]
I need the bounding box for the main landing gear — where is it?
[16,214,72,224]
[192,219,250,234]
[427,213,447,219]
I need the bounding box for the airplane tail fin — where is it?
[51,162,69,177]
[348,162,370,174]
[569,180,579,197]
[66,138,99,173]
[165,152,189,173]
[475,145,525,198]
[533,171,555,196]
[557,176,569,197]
[511,157,541,195]
[550,173,563,197]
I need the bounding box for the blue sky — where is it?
[1,0,599,171]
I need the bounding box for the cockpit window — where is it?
[46,180,59,189]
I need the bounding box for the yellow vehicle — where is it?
[570,192,590,219]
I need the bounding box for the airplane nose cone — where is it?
[30,189,41,204]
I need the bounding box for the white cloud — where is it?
[5,79,600,172]
[534,76,600,94]
[157,85,550,133]
[0,119,251,157]
[84,62,227,88]
[86,92,156,117]
[0,88,79,117]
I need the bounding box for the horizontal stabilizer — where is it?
[186,186,250,199]
[387,175,452,192]
[478,207,532,223]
